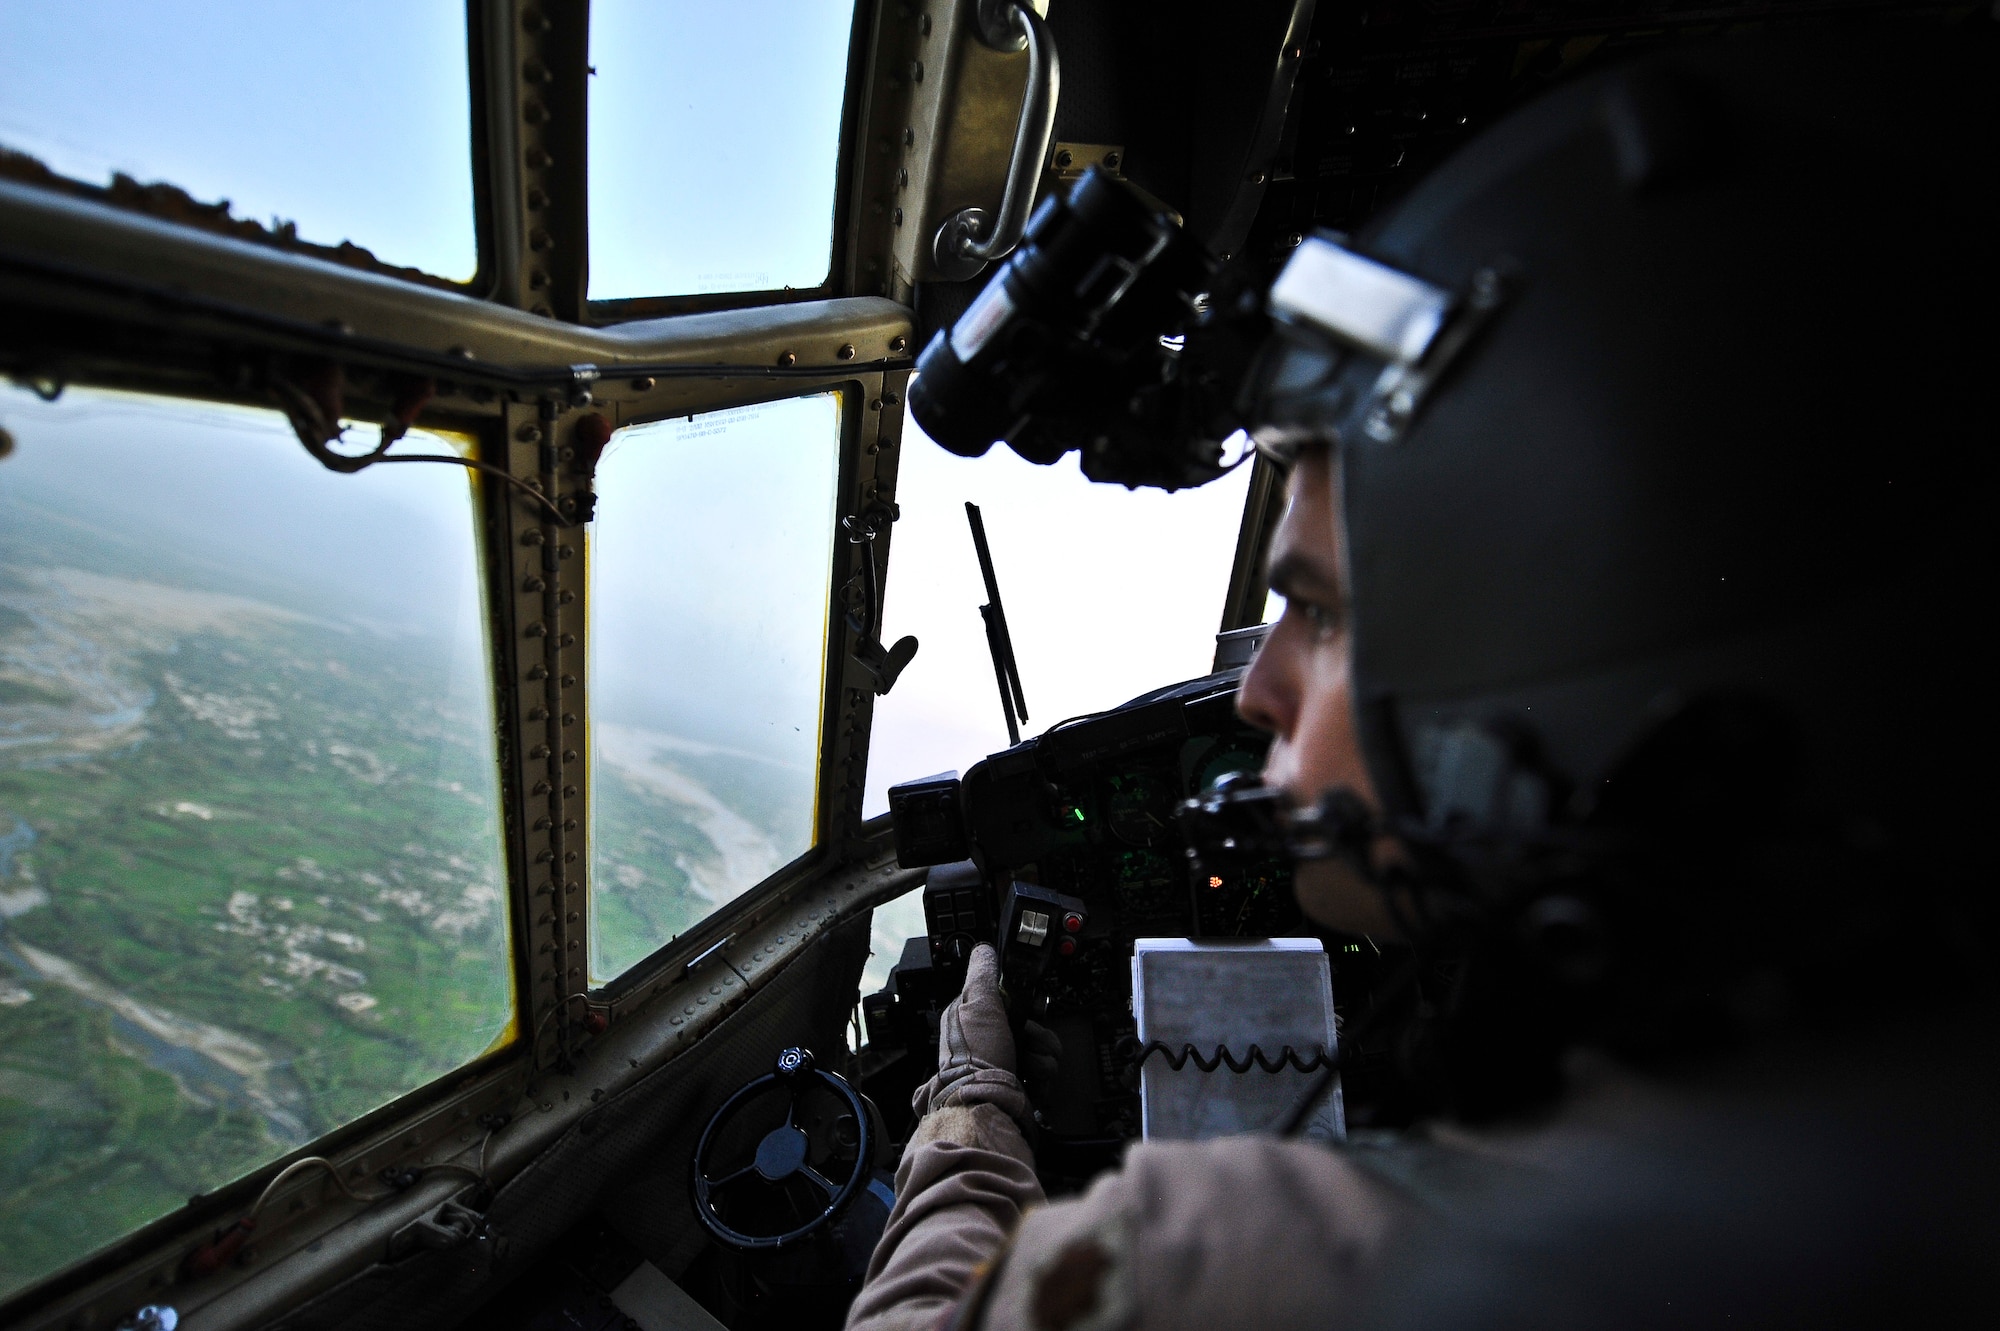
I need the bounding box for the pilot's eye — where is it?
[1301,600,1345,641]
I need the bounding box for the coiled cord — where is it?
[1124,1039,1336,1075]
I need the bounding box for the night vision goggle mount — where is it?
[908,166,1514,491]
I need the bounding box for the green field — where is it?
[0,390,533,1301]
[0,566,515,1299]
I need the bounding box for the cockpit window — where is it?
[586,0,857,301]
[856,426,1253,998]
[586,394,840,983]
[861,421,1256,823]
[0,386,512,1301]
[0,1,477,283]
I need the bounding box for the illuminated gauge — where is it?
[1105,779,1168,847]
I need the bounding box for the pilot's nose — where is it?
[1236,608,1300,742]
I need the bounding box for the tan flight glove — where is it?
[910,943,1058,1136]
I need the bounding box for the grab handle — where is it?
[931,1,1061,281]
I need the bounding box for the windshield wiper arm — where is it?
[966,502,1030,746]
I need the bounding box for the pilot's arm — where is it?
[847,945,1406,1331]
[846,943,1045,1331]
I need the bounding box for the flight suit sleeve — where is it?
[844,1099,1045,1331]
[847,944,1048,1331]
[965,1136,1407,1331]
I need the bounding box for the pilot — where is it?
[849,33,1996,1331]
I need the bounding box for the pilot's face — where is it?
[1237,449,1401,939]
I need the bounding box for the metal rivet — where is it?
[893,207,904,227]
[632,376,655,391]
[777,350,798,367]
[1055,149,1073,169]
[889,335,909,354]
[837,344,856,360]
[1247,171,1267,185]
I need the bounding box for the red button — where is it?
[1057,937,1076,956]
[1062,912,1083,933]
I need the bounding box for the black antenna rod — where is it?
[966,502,1029,746]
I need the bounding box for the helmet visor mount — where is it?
[1250,235,1514,471]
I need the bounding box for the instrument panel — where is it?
[863,666,1301,1158]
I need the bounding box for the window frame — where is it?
[0,181,912,1331]
[0,0,1271,1323]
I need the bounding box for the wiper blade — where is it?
[966,501,1029,745]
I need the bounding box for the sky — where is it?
[588,0,856,299]
[0,1,477,280]
[0,1,855,299]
